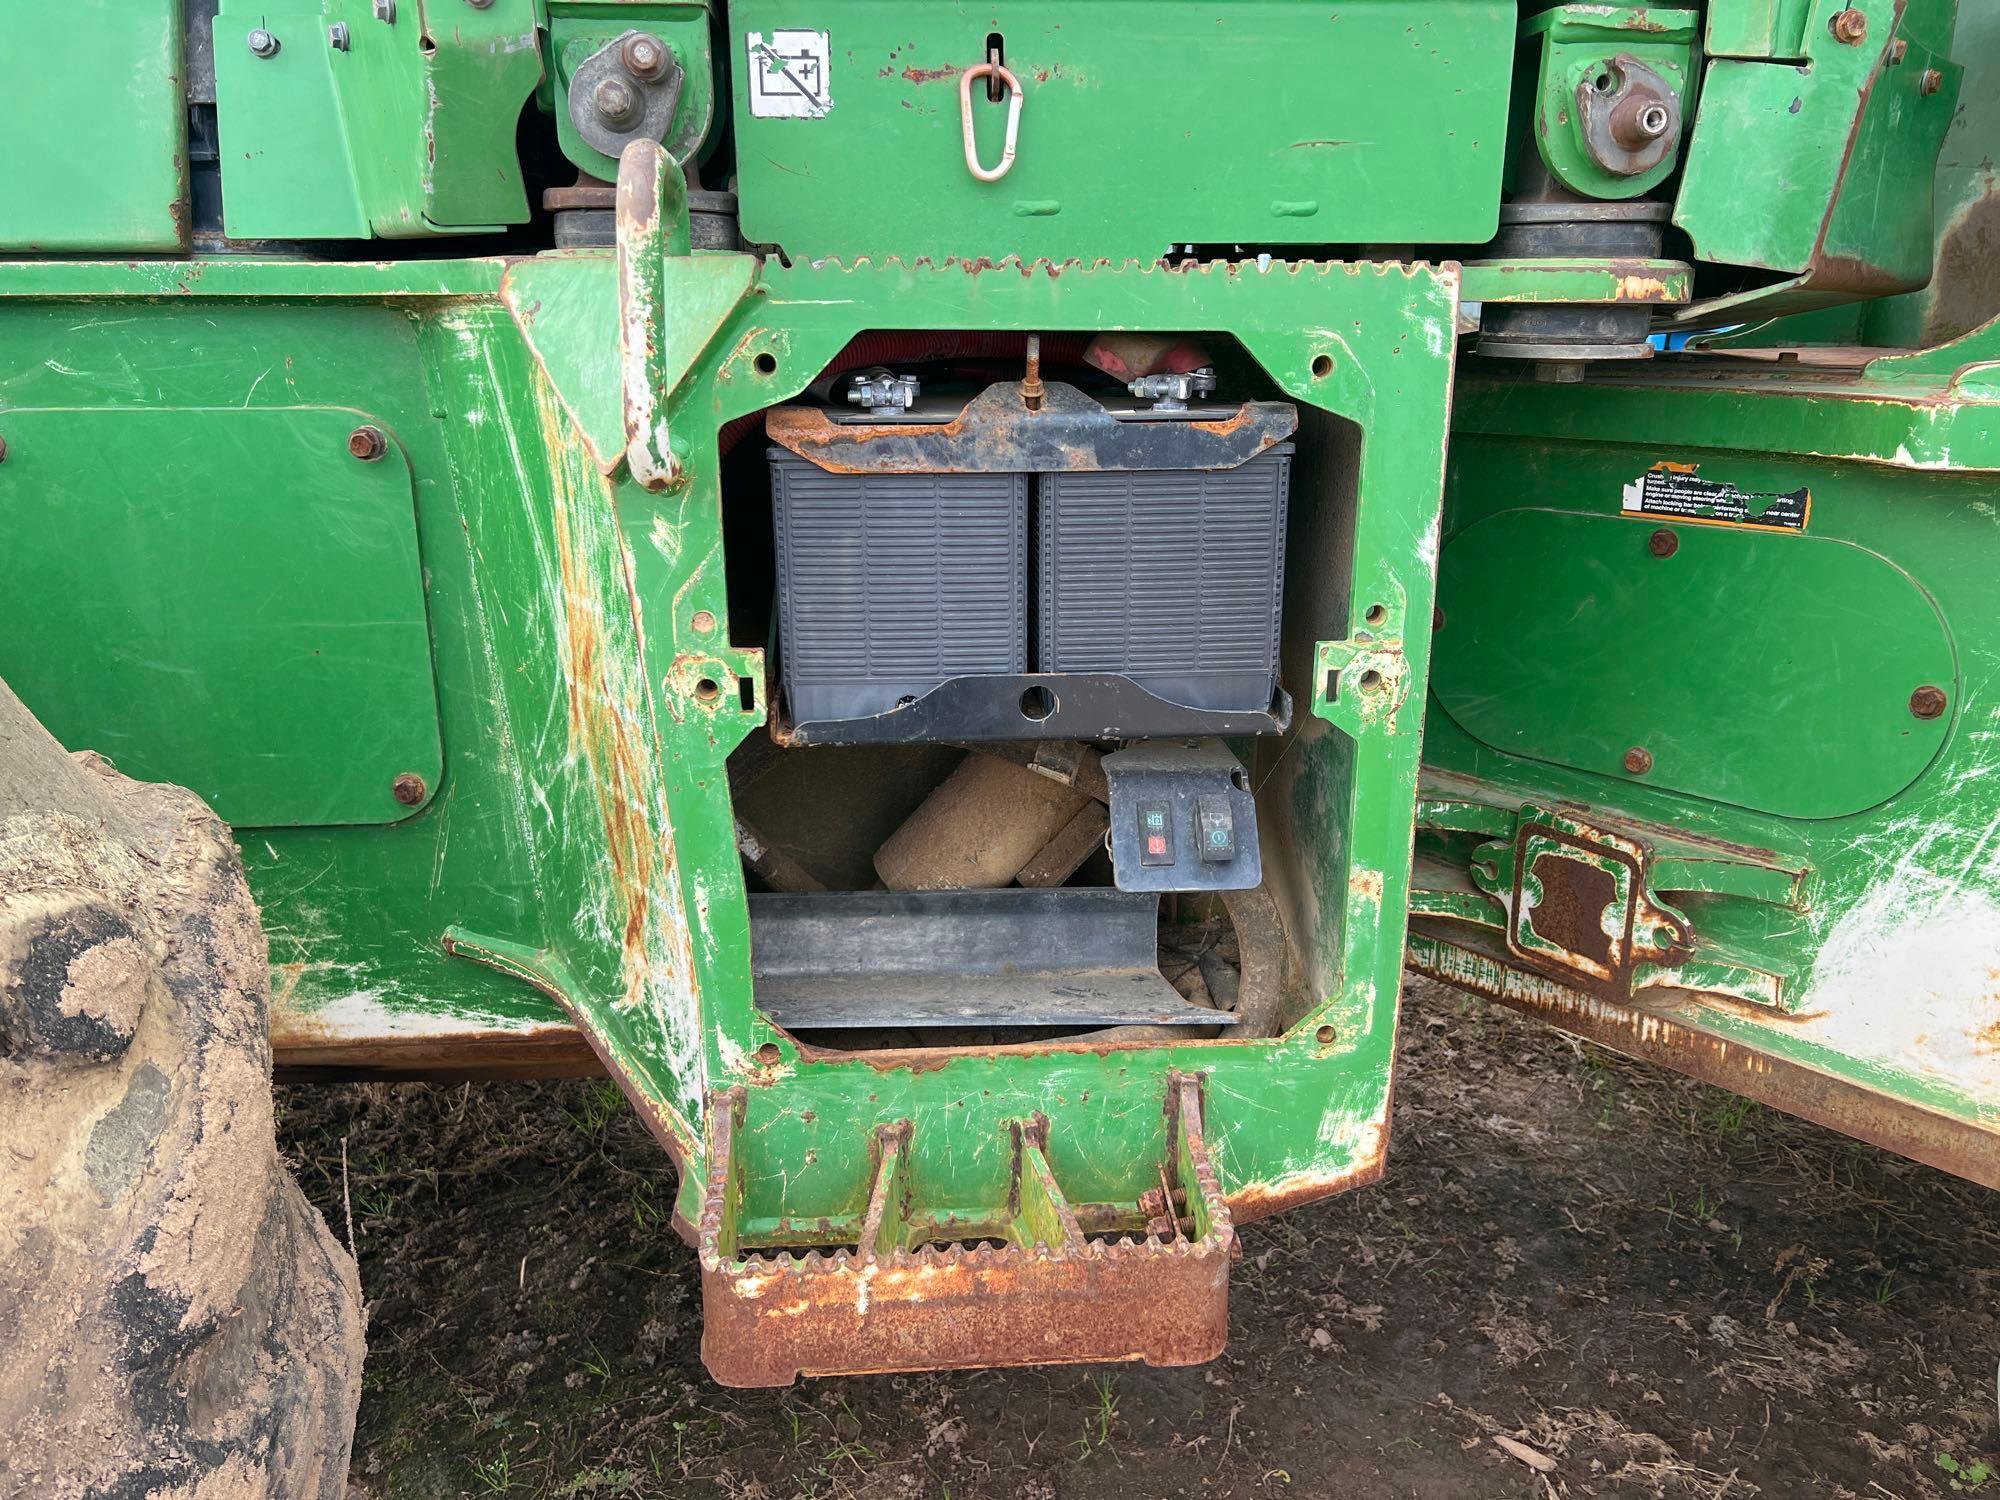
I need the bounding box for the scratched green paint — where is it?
[1418,336,2000,1156]
[0,252,1454,1241]
[0,0,187,251]
[728,0,1515,260]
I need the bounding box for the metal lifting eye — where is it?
[959,62,1023,183]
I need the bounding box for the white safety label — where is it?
[746,31,832,118]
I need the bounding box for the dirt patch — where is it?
[278,977,2000,1498]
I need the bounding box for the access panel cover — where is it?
[731,0,1513,259]
[0,407,442,827]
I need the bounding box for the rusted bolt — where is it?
[1919,67,1944,95]
[391,772,428,806]
[1829,8,1867,43]
[1357,668,1386,693]
[1910,684,1948,720]
[755,1042,782,1067]
[347,425,387,461]
[1315,1025,1337,1046]
[1888,37,1908,63]
[1648,528,1680,558]
[591,75,641,128]
[690,609,716,635]
[621,32,670,81]
[1623,746,1654,775]
[694,677,722,702]
[246,27,280,57]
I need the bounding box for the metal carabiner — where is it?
[959,62,1023,183]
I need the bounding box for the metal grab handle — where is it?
[959,62,1023,182]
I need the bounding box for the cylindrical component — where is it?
[874,755,1088,891]
[1475,201,1669,363]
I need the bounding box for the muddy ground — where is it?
[278,978,2000,1499]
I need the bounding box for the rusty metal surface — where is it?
[543,177,617,213]
[766,381,1297,474]
[271,1025,603,1081]
[1576,53,1681,179]
[1409,927,2000,1191]
[698,1076,1236,1386]
[1509,823,1639,1002]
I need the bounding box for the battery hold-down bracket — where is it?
[1103,741,1262,894]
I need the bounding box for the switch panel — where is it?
[1195,795,1236,863]
[1102,741,1262,893]
[1137,801,1176,866]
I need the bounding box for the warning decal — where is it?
[747,31,831,118]
[1621,462,1809,532]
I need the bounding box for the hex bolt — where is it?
[1623,746,1654,775]
[1634,102,1670,139]
[1889,37,1908,63]
[591,75,642,128]
[621,32,670,82]
[1830,7,1868,43]
[374,0,396,19]
[328,21,350,50]
[1910,684,1948,720]
[347,425,387,461]
[391,772,429,807]
[246,27,280,57]
[1648,528,1680,558]
[1919,67,1944,95]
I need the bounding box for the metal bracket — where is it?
[1471,808,1692,1003]
[699,1075,1233,1385]
[766,382,1297,474]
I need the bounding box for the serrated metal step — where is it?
[698,1074,1234,1386]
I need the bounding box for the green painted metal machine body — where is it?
[1,0,1994,1382]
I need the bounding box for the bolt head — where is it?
[1648,528,1680,559]
[1919,66,1944,95]
[347,425,387,462]
[591,75,641,127]
[328,21,350,50]
[374,0,396,19]
[392,772,428,807]
[464,0,494,8]
[246,27,280,57]
[1623,746,1654,776]
[1910,684,1948,720]
[621,33,669,81]
[1830,7,1868,43]
[1635,103,1670,139]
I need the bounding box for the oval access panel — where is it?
[1431,508,1955,821]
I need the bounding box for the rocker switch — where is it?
[1137,800,1175,866]
[1195,795,1236,863]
